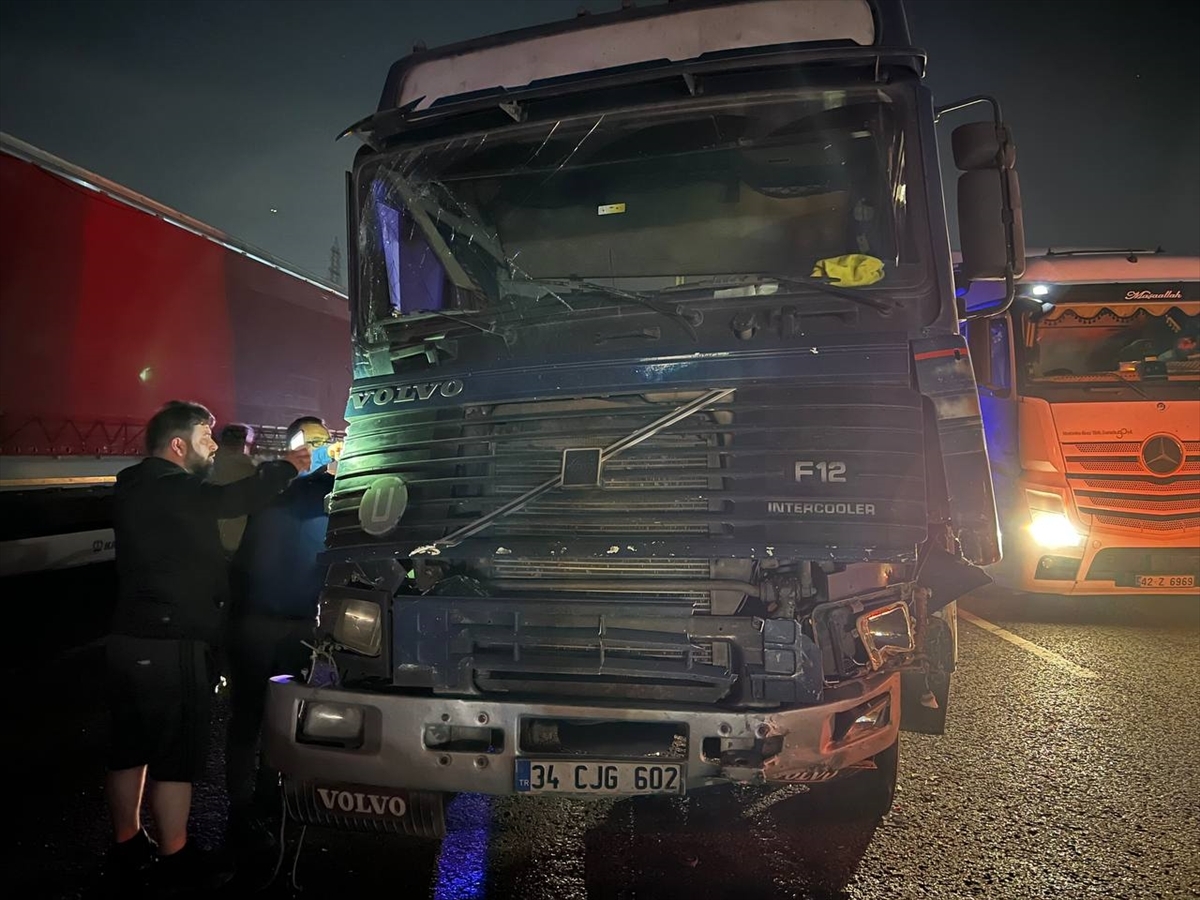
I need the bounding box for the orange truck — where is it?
[961,250,1200,595]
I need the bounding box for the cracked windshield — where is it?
[357,90,917,325]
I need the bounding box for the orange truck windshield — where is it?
[1024,300,1200,382]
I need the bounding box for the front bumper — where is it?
[263,672,899,797]
[1003,526,1200,596]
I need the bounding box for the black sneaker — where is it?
[149,842,234,895]
[100,827,157,890]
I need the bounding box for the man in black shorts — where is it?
[103,401,309,892]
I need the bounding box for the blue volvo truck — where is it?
[265,0,1025,836]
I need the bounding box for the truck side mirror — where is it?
[952,121,1026,284]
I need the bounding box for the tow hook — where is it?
[714,722,779,783]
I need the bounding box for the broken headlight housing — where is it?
[334,598,383,656]
[855,601,915,670]
[318,588,385,657]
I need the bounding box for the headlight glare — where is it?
[1025,489,1083,550]
[1028,509,1083,549]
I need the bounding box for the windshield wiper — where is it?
[376,308,509,346]
[509,277,702,340]
[657,274,899,315]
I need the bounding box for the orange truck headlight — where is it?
[1025,489,1084,549]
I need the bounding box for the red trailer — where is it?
[0,133,351,576]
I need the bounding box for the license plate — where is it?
[1136,575,1195,589]
[515,760,684,796]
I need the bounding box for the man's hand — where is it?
[283,446,312,474]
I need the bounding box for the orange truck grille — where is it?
[1065,441,1200,534]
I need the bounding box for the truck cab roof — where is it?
[957,250,1200,314]
[1017,251,1200,285]
[352,0,921,144]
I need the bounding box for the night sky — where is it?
[2,0,1197,284]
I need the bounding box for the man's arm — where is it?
[210,452,259,487]
[197,443,311,518]
[197,460,298,519]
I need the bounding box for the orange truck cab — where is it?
[961,250,1200,595]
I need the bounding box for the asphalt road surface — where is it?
[10,568,1200,900]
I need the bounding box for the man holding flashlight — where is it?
[224,416,342,858]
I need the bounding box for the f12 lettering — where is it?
[795,461,847,482]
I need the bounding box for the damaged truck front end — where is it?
[265,0,1021,838]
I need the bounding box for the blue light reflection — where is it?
[432,793,491,900]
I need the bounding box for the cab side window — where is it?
[966,315,1012,393]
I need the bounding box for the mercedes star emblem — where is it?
[1139,434,1185,477]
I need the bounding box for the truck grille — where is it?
[1065,441,1200,534]
[333,383,925,703]
[328,384,929,556]
[391,595,734,702]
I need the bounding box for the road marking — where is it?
[959,610,1101,680]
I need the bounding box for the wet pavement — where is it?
[11,568,1200,900]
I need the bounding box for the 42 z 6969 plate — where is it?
[515,760,684,796]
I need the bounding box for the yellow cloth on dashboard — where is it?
[811,254,885,287]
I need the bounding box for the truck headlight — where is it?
[1025,490,1083,549]
[856,601,915,670]
[299,701,365,747]
[332,598,383,656]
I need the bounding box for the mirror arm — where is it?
[960,266,1016,321]
[934,95,1003,125]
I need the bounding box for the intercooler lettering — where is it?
[767,501,877,516]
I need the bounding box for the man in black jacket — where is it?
[103,401,309,892]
